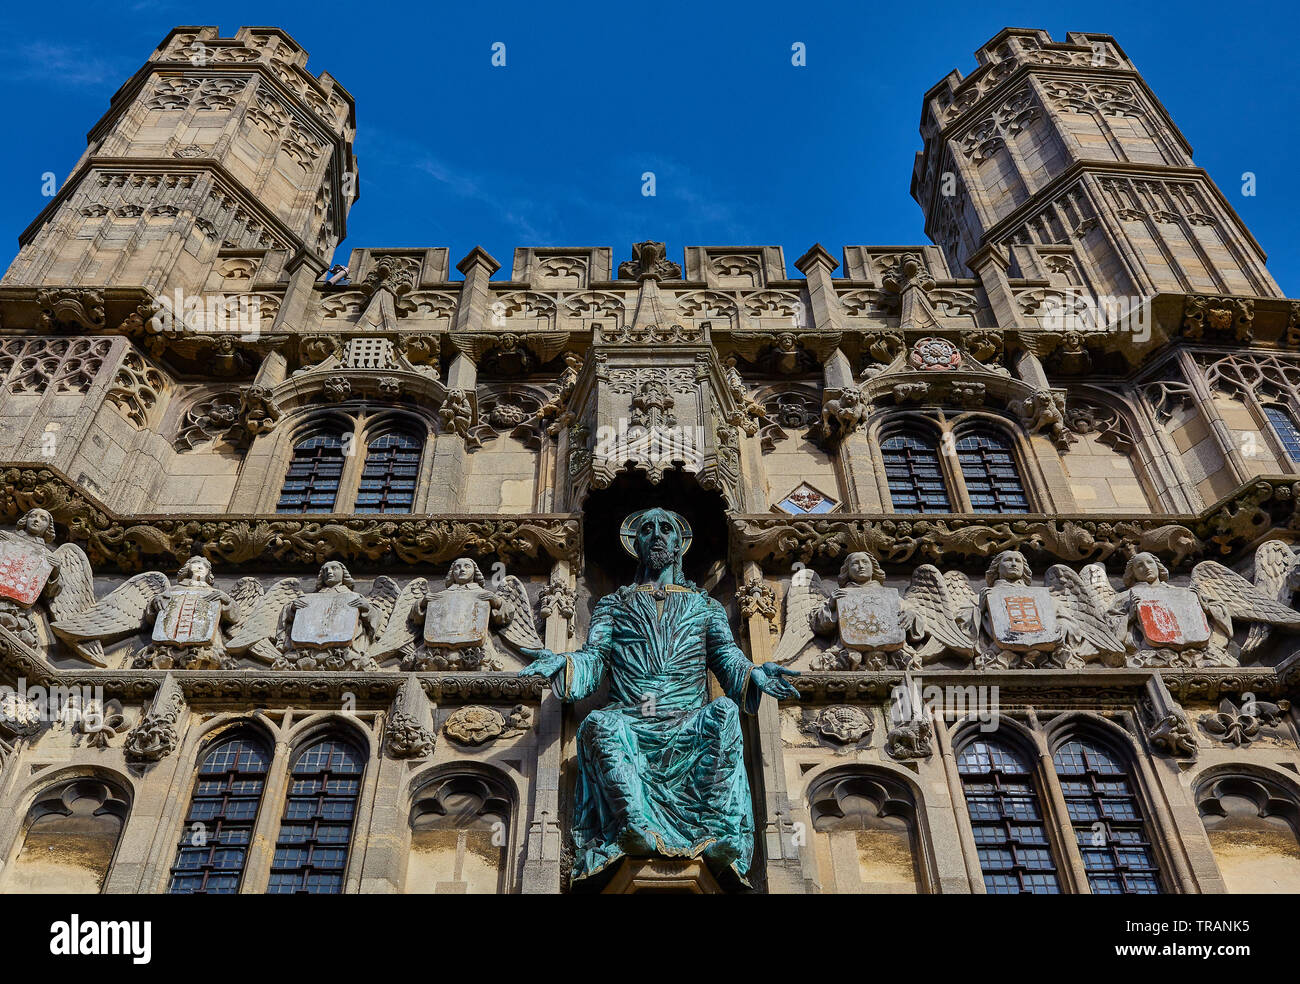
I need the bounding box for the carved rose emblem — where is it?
[910,337,961,371]
[444,705,507,745]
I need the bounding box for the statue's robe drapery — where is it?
[551,583,761,884]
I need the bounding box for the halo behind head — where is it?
[619,508,694,559]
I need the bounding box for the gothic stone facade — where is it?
[0,25,1298,895]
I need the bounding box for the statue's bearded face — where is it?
[635,511,682,573]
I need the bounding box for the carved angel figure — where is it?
[1106,550,1300,668]
[51,555,234,669]
[225,561,398,672]
[370,557,543,671]
[972,550,1120,670]
[135,557,238,668]
[771,552,975,670]
[0,508,97,655]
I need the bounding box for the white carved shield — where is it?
[424,591,490,647]
[290,592,362,649]
[987,584,1060,651]
[152,586,222,647]
[837,585,905,651]
[1131,584,1210,650]
[0,538,53,607]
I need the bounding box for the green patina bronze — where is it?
[519,507,799,887]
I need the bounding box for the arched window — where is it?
[5,778,129,893]
[355,429,422,513]
[956,738,1060,894]
[881,430,952,512]
[168,733,271,894]
[408,774,512,893]
[277,429,346,513]
[956,429,1029,513]
[1197,774,1300,893]
[1053,738,1161,894]
[267,736,365,894]
[1263,406,1300,462]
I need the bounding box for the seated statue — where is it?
[519,507,798,888]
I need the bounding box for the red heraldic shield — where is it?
[0,539,54,607]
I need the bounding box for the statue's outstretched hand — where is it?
[752,662,801,700]
[517,647,567,680]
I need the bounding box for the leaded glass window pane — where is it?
[956,739,1061,894]
[881,431,952,512]
[355,430,422,513]
[956,430,1029,513]
[1264,406,1300,462]
[168,735,270,894]
[267,738,364,894]
[1053,738,1162,895]
[277,431,346,513]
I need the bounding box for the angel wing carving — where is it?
[1045,564,1128,666]
[498,575,544,653]
[369,577,428,664]
[51,572,170,666]
[225,577,302,664]
[1243,542,1300,658]
[902,565,976,660]
[365,576,400,638]
[46,541,96,624]
[771,568,826,665]
[1192,560,1300,638]
[1079,562,1117,611]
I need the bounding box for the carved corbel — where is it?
[1184,295,1254,343]
[36,288,105,332]
[124,673,185,762]
[438,389,475,439]
[386,674,436,758]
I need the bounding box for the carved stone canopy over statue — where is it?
[518,507,798,889]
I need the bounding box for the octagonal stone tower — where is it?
[912,27,1280,300]
[3,26,358,296]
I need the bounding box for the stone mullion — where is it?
[1026,713,1090,894]
[242,732,292,893]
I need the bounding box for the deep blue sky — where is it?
[2,0,1296,294]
